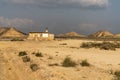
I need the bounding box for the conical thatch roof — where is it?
[89,30,113,38]
[0,27,26,38]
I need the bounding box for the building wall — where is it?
[28,33,54,41]
[42,33,48,38]
[48,34,54,40]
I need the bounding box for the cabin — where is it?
[27,28,54,41]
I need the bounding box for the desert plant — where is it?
[100,42,116,50]
[80,42,119,51]
[11,38,24,41]
[62,57,77,67]
[80,60,90,67]
[114,42,120,48]
[48,63,59,66]
[18,51,27,56]
[114,71,120,80]
[114,77,120,80]
[48,56,53,59]
[59,43,67,45]
[80,42,93,49]
[30,64,39,71]
[114,71,120,78]
[22,56,30,62]
[35,52,43,57]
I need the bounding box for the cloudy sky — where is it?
[0,0,119,35]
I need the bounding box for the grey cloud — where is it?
[4,0,109,8]
[78,23,100,34]
[0,16,34,27]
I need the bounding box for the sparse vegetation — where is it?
[114,77,120,80]
[114,71,120,77]
[62,57,77,67]
[59,43,67,45]
[48,63,59,66]
[48,56,53,59]
[56,51,59,53]
[81,42,95,49]
[114,71,120,80]
[81,42,120,50]
[100,42,116,50]
[18,51,27,56]
[22,56,30,62]
[80,60,90,67]
[11,38,24,41]
[32,52,43,57]
[35,52,43,57]
[30,64,39,71]
[70,46,79,49]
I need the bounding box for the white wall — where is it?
[42,33,48,38]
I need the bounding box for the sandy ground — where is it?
[0,39,120,80]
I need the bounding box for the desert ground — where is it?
[0,39,120,80]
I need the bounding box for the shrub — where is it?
[81,42,101,48]
[100,42,116,50]
[80,42,93,49]
[113,42,120,48]
[114,77,120,80]
[11,38,24,41]
[48,56,53,59]
[32,52,35,55]
[114,71,120,78]
[35,52,43,57]
[114,71,120,80]
[59,43,67,45]
[18,51,27,56]
[80,42,119,51]
[80,60,90,67]
[62,57,77,67]
[48,63,59,66]
[30,64,39,71]
[22,56,30,62]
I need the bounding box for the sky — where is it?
[0,0,120,35]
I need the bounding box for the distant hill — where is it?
[56,31,86,38]
[89,30,114,38]
[0,27,9,35]
[0,27,26,38]
[114,34,120,38]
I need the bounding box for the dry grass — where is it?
[62,57,77,67]
[32,52,43,57]
[48,63,59,66]
[30,64,39,71]
[114,71,120,80]
[81,42,120,50]
[22,56,31,62]
[80,60,90,67]
[18,51,27,56]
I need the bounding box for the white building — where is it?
[27,28,54,41]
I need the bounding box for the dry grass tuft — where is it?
[62,57,77,67]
